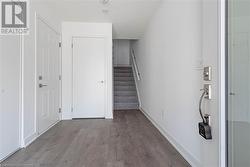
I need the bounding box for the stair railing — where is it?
[130,48,141,81]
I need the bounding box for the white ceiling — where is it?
[33,0,162,39]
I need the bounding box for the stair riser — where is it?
[115,82,135,86]
[115,77,134,81]
[115,92,137,96]
[114,70,133,73]
[115,96,138,101]
[115,87,136,91]
[115,101,138,104]
[114,67,132,70]
[114,73,134,77]
[115,99,138,103]
[114,103,139,110]
[115,85,136,88]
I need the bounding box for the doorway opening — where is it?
[113,39,140,111]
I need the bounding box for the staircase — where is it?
[114,67,139,110]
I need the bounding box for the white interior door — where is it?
[72,37,105,118]
[0,36,21,161]
[37,18,60,135]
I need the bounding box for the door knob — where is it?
[39,84,48,88]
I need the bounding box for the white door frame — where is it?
[71,36,109,119]
[35,14,62,137]
[20,35,24,149]
[219,0,226,167]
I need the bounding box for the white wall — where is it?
[62,22,113,120]
[22,1,61,146]
[0,36,21,161]
[131,0,220,166]
[113,40,131,67]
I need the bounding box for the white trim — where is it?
[20,35,25,148]
[24,120,61,147]
[59,36,63,120]
[35,12,38,140]
[23,132,37,147]
[0,148,21,163]
[140,107,201,167]
[219,0,226,167]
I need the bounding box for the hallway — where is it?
[0,0,223,166]
[2,111,190,167]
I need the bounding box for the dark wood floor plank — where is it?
[1,110,191,167]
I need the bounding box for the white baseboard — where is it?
[140,107,201,167]
[23,120,61,148]
[0,148,21,163]
[23,132,37,148]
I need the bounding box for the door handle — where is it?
[39,84,48,88]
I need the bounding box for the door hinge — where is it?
[59,42,62,48]
[59,75,62,80]
[59,108,62,113]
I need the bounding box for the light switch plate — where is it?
[204,84,212,100]
[204,66,212,81]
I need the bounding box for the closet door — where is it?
[72,37,106,118]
